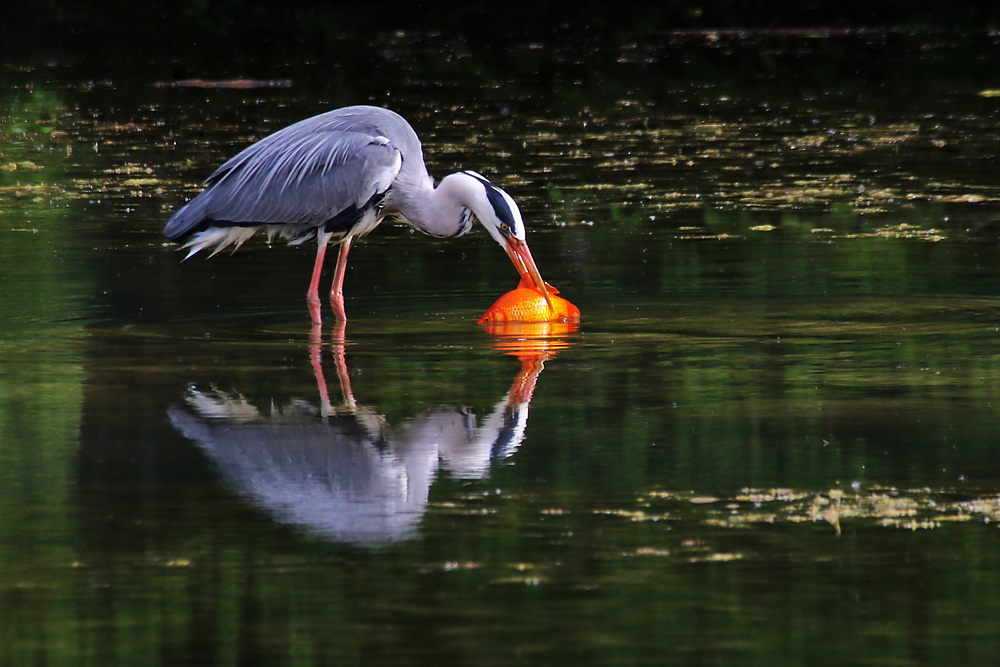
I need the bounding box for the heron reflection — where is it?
[168,322,576,545]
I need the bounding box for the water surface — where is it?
[3,29,1000,666]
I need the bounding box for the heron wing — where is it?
[164,129,401,240]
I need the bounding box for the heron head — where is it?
[452,171,527,244]
[442,171,551,307]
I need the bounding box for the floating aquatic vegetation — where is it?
[615,486,1000,537]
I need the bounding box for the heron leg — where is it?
[329,236,353,321]
[307,232,333,325]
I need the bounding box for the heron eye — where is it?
[500,223,510,233]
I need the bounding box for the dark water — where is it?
[4,30,1000,665]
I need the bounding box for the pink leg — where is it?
[329,237,353,321]
[307,233,332,325]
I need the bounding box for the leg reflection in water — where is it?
[310,321,353,416]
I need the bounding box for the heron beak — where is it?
[503,238,553,312]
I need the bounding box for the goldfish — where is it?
[478,275,581,324]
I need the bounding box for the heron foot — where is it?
[307,293,323,325]
[329,290,348,321]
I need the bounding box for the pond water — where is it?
[4,29,1000,665]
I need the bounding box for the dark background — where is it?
[7,1,1000,74]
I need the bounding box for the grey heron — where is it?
[164,105,552,323]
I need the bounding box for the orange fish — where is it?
[478,275,581,324]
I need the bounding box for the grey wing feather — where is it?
[164,127,402,240]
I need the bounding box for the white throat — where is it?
[397,172,492,240]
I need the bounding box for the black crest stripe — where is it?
[466,172,516,228]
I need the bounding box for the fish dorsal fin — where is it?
[516,274,559,294]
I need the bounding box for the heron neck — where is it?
[396,174,475,239]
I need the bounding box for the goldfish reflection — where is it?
[480,320,580,360]
[479,320,579,406]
